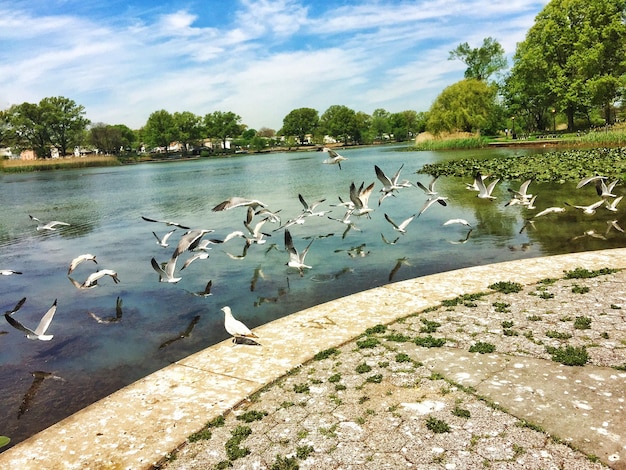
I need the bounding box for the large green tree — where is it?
[144,109,178,151]
[89,123,135,154]
[426,79,497,134]
[371,108,391,140]
[40,96,90,157]
[449,37,507,82]
[506,0,626,130]
[204,111,244,151]
[280,107,319,144]
[5,97,90,157]
[320,105,357,145]
[173,111,203,154]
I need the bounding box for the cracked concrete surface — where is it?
[1,249,626,469]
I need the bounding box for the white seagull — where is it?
[322,147,347,169]
[152,229,177,247]
[384,213,417,234]
[172,229,214,258]
[67,254,97,275]
[298,194,329,217]
[1,269,22,276]
[474,173,500,199]
[141,216,190,230]
[29,215,70,231]
[220,306,259,339]
[151,257,182,283]
[349,181,375,218]
[564,199,605,215]
[212,197,267,212]
[605,195,623,212]
[4,297,57,341]
[375,164,407,205]
[532,206,566,218]
[181,252,209,270]
[415,176,438,196]
[285,229,314,275]
[418,196,448,217]
[82,269,120,288]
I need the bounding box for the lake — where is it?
[1,144,624,449]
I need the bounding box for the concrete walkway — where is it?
[1,249,626,469]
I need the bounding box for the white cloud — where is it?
[0,0,550,130]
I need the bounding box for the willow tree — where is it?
[427,79,497,135]
[506,0,626,130]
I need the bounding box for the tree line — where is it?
[1,0,625,158]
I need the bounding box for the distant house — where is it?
[202,138,232,150]
[20,149,37,160]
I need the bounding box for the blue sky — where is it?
[0,0,549,131]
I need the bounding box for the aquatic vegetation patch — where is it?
[416,147,626,182]
[420,318,441,333]
[365,324,387,334]
[574,316,592,329]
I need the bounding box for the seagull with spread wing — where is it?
[4,297,57,341]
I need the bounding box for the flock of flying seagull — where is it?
[2,147,624,347]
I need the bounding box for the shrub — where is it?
[546,345,588,366]
[489,281,523,294]
[414,335,446,348]
[425,416,450,433]
[469,342,495,354]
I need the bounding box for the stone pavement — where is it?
[1,249,626,469]
[160,265,626,470]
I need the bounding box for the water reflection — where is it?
[1,144,625,450]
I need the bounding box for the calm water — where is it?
[1,145,625,448]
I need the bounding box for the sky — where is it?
[0,0,550,131]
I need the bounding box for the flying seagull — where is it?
[415,176,438,197]
[141,216,189,229]
[375,163,407,205]
[418,196,448,217]
[384,213,417,234]
[67,254,97,275]
[221,306,259,340]
[474,173,499,200]
[285,229,314,276]
[82,269,120,288]
[322,147,347,169]
[181,252,209,270]
[564,199,605,215]
[4,297,57,341]
[1,269,22,276]
[172,229,215,258]
[29,215,70,231]
[212,197,267,212]
[151,257,182,283]
[349,181,375,218]
[152,229,177,248]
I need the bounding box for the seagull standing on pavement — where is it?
[220,306,259,340]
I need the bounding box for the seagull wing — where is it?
[32,300,57,337]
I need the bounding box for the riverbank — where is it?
[1,249,625,469]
